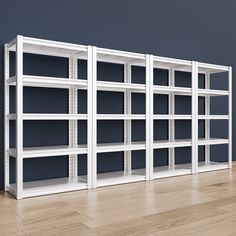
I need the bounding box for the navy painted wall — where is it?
[0,0,235,189]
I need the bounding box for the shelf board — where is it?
[97,114,146,120]
[198,115,229,120]
[198,138,229,146]
[153,85,229,97]
[8,75,88,89]
[8,145,88,158]
[8,36,87,58]
[8,114,228,121]
[153,115,192,120]
[154,115,228,120]
[9,176,87,198]
[97,142,146,153]
[8,113,87,120]
[152,161,229,179]
[97,170,145,187]
[153,164,192,179]
[97,81,146,93]
[153,139,192,149]
[198,161,229,172]
[8,139,228,159]
[198,89,228,96]
[153,85,191,96]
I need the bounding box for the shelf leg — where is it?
[192,61,198,174]
[146,55,153,180]
[228,66,232,169]
[88,46,97,189]
[4,44,10,191]
[16,35,23,199]
[68,56,78,180]
[205,73,210,165]
[168,69,175,170]
[124,63,132,175]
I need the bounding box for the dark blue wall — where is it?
[0,0,235,189]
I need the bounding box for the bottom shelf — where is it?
[6,162,229,198]
[8,176,87,198]
[153,164,192,179]
[153,161,229,179]
[97,170,145,187]
[198,161,229,172]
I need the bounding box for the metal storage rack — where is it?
[4,35,232,199]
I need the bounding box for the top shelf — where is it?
[7,36,230,73]
[8,75,229,96]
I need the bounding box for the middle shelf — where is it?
[7,113,229,120]
[8,138,229,158]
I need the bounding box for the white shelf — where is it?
[153,164,192,179]
[97,81,146,93]
[97,170,145,187]
[97,114,145,120]
[8,145,88,158]
[198,115,229,120]
[198,88,229,96]
[153,115,192,120]
[153,139,192,149]
[8,177,87,198]
[198,138,229,146]
[153,85,229,97]
[7,138,228,160]
[97,142,146,153]
[5,35,231,199]
[8,75,88,89]
[153,115,228,120]
[8,113,87,120]
[153,85,191,95]
[198,161,229,172]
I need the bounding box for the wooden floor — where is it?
[1,165,236,236]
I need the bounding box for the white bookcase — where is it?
[4,35,232,199]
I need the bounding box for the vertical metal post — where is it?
[192,61,198,174]
[228,66,232,169]
[88,46,97,189]
[4,44,10,191]
[87,46,92,188]
[168,69,175,170]
[124,62,132,174]
[16,35,23,199]
[68,56,78,180]
[146,55,153,180]
[205,73,210,165]
[92,47,97,188]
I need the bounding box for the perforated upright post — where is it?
[4,44,10,191]
[124,62,132,174]
[205,73,210,165]
[88,46,97,188]
[228,66,232,169]
[146,55,153,180]
[168,69,175,170]
[192,61,198,174]
[68,56,78,179]
[16,35,24,199]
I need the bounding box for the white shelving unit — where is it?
[4,36,232,199]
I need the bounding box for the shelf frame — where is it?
[4,35,232,199]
